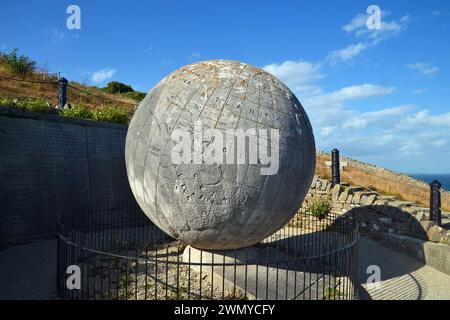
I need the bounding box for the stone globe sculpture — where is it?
[125,60,315,250]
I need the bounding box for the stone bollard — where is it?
[58,77,68,109]
[429,180,442,226]
[331,148,340,187]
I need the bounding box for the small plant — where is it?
[61,104,93,119]
[1,49,36,76]
[0,96,16,108]
[308,196,332,220]
[16,98,51,113]
[92,106,129,124]
[0,96,52,113]
[324,287,343,300]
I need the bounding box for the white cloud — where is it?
[326,42,369,64]
[397,109,450,129]
[406,63,439,77]
[342,105,413,130]
[343,12,411,44]
[414,88,428,95]
[329,12,410,65]
[342,13,367,33]
[263,60,324,97]
[91,68,116,84]
[305,84,395,110]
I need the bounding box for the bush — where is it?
[103,81,134,94]
[122,91,146,101]
[16,98,51,113]
[92,106,129,124]
[1,49,36,76]
[61,105,93,120]
[308,196,332,220]
[0,96,52,113]
[0,96,16,108]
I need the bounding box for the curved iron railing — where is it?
[57,202,359,300]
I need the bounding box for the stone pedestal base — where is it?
[182,245,257,265]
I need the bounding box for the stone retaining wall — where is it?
[0,109,135,243]
[305,176,450,247]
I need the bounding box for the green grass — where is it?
[1,95,131,124]
[324,287,344,300]
[308,196,332,220]
[0,96,52,113]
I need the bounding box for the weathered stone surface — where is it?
[415,210,428,222]
[331,184,342,201]
[364,194,377,206]
[346,194,353,204]
[352,191,363,204]
[427,225,446,243]
[316,180,322,189]
[420,220,436,233]
[311,176,318,189]
[125,60,316,250]
[443,231,450,245]
[361,195,368,205]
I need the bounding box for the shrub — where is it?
[308,196,332,220]
[122,91,146,101]
[0,96,16,108]
[16,98,51,113]
[0,96,52,113]
[61,104,93,120]
[1,49,36,76]
[103,81,134,94]
[92,106,129,124]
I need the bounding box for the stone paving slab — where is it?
[0,240,58,300]
[358,237,450,300]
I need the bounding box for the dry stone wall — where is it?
[305,176,450,247]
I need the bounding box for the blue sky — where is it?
[1,0,450,173]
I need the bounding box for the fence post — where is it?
[58,77,68,109]
[429,180,442,226]
[331,149,340,187]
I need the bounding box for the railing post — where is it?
[429,180,442,226]
[331,148,340,187]
[58,77,68,109]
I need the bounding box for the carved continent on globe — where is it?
[125,60,316,250]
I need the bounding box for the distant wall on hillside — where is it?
[0,109,135,243]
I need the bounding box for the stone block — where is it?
[420,220,436,233]
[364,194,377,206]
[311,176,318,189]
[442,231,450,245]
[352,192,362,204]
[361,195,368,205]
[331,184,342,201]
[415,210,428,222]
[346,194,353,204]
[427,225,446,243]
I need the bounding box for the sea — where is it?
[409,174,450,191]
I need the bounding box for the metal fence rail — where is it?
[57,203,359,300]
